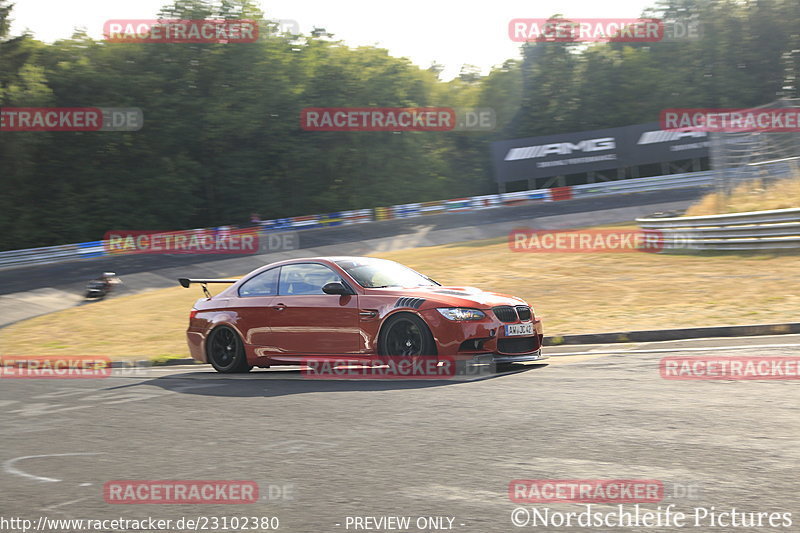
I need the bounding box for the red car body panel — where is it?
[185,257,544,367]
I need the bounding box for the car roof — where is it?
[258,255,392,279]
[248,256,390,274]
[264,256,392,266]
[223,256,390,293]
[307,256,390,262]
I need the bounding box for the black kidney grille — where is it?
[492,306,517,322]
[395,297,425,309]
[516,306,532,321]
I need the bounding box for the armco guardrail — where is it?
[572,171,714,198]
[0,244,82,268]
[637,208,800,250]
[0,170,714,270]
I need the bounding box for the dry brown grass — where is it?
[0,285,210,360]
[685,177,800,216]
[2,229,799,359]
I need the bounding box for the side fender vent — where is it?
[395,297,426,309]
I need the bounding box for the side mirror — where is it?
[322,282,351,295]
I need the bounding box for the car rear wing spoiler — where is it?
[178,278,239,298]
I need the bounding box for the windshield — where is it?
[335,258,438,288]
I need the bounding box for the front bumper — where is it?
[420,308,544,358]
[471,349,548,364]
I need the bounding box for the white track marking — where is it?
[552,342,800,357]
[42,496,91,511]
[2,453,102,483]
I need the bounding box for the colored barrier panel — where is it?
[470,194,502,209]
[420,201,446,215]
[374,206,392,221]
[318,212,344,227]
[444,198,472,211]
[392,203,422,218]
[289,215,321,229]
[550,186,574,201]
[77,240,106,258]
[340,209,373,224]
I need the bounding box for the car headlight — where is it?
[436,308,486,321]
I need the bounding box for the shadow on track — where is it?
[110,363,548,399]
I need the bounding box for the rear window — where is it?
[238,267,280,297]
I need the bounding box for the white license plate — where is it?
[505,323,534,336]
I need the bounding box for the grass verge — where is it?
[685,176,800,216]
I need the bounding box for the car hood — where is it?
[366,285,528,308]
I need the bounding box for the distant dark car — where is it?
[180,256,545,373]
[85,272,121,299]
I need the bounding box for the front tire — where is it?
[207,326,252,373]
[379,313,437,357]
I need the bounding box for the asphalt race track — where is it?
[2,335,798,533]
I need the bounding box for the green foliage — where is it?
[1,0,800,249]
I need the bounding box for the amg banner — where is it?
[491,122,709,183]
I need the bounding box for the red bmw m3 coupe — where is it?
[179,256,545,373]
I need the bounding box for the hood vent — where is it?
[431,289,470,296]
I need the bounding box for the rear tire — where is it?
[207,326,252,373]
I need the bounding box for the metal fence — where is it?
[710,98,800,212]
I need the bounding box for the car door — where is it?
[233,266,281,347]
[268,263,360,355]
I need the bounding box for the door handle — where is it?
[273,303,286,311]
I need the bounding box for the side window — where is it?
[279,264,341,295]
[238,267,280,297]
